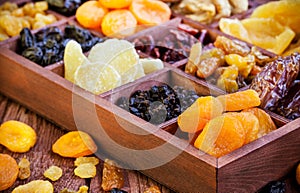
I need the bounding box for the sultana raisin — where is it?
[0,154,19,191]
[102,159,124,191]
[74,156,99,166]
[74,163,96,178]
[12,180,53,193]
[18,157,31,180]
[44,165,63,181]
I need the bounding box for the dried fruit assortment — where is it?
[116,85,199,125]
[171,0,249,24]
[184,35,271,92]
[18,25,103,67]
[0,1,57,41]
[179,89,277,157]
[250,52,300,120]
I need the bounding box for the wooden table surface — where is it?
[0,93,299,193]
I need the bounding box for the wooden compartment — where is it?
[0,8,299,193]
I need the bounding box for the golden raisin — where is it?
[74,156,99,166]
[74,163,96,178]
[18,157,31,180]
[12,180,53,193]
[52,131,97,158]
[44,165,63,181]
[102,159,124,191]
[0,120,37,153]
[0,154,19,191]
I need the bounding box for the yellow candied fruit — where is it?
[74,163,96,178]
[0,120,37,153]
[44,165,63,181]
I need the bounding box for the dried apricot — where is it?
[99,0,132,9]
[178,96,223,133]
[225,112,259,144]
[101,9,137,37]
[0,120,37,153]
[75,1,108,29]
[216,89,261,112]
[12,180,53,193]
[74,163,96,178]
[0,154,19,191]
[242,107,277,137]
[18,157,31,180]
[44,165,63,181]
[102,159,124,191]
[52,131,97,158]
[129,0,171,25]
[194,114,245,158]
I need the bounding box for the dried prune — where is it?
[47,0,84,16]
[257,181,286,193]
[250,52,300,110]
[19,28,35,49]
[22,47,43,64]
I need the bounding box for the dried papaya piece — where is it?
[216,89,261,112]
[0,154,19,191]
[0,120,37,153]
[225,112,259,144]
[102,159,124,191]
[178,96,223,133]
[242,107,277,137]
[52,131,97,158]
[194,114,245,158]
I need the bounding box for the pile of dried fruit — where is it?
[18,25,103,67]
[185,35,271,93]
[178,89,277,157]
[171,0,249,24]
[75,0,171,37]
[219,0,300,55]
[0,1,57,41]
[116,85,199,125]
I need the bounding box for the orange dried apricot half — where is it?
[216,89,261,112]
[0,120,37,153]
[76,1,108,29]
[129,0,171,25]
[0,154,19,191]
[225,112,259,144]
[242,108,277,138]
[101,9,137,37]
[52,131,97,158]
[178,96,223,133]
[194,114,245,158]
[99,0,132,9]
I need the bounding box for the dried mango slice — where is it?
[0,154,19,191]
[74,163,96,178]
[0,120,37,153]
[52,131,97,158]
[12,180,53,193]
[216,89,261,112]
[178,96,223,133]
[44,165,63,181]
[194,114,245,158]
[18,157,31,180]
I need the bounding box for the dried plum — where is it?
[47,0,85,16]
[250,52,300,110]
[18,26,103,67]
[116,85,199,125]
[257,181,286,193]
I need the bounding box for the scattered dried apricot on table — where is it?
[242,107,277,138]
[129,0,171,25]
[75,1,108,29]
[194,114,245,158]
[178,96,223,133]
[52,131,97,158]
[0,154,19,191]
[102,159,124,191]
[99,0,132,9]
[216,89,261,112]
[44,165,63,181]
[12,180,53,193]
[0,120,37,153]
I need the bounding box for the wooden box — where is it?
[0,1,299,192]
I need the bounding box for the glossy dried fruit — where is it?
[242,108,277,138]
[144,185,161,193]
[194,114,245,158]
[52,131,97,158]
[44,165,63,181]
[74,163,96,178]
[60,185,89,193]
[216,65,239,93]
[100,0,132,9]
[0,120,37,153]
[225,112,259,144]
[178,96,223,133]
[185,42,202,76]
[250,52,300,110]
[75,1,108,29]
[74,156,99,166]
[12,180,53,193]
[130,0,171,25]
[0,154,19,191]
[18,157,31,180]
[216,89,261,112]
[214,35,250,56]
[102,159,124,191]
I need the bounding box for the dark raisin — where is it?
[22,47,43,64]
[19,28,35,49]
[257,181,286,193]
[110,188,128,193]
